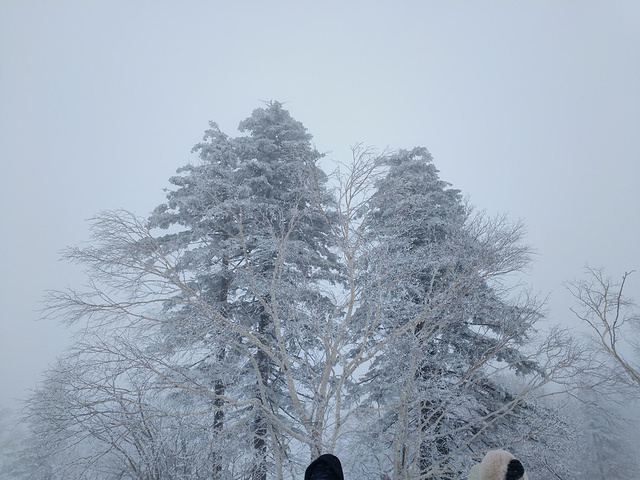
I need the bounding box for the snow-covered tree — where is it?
[30,103,345,479]
[567,267,640,391]
[561,388,640,480]
[19,104,588,480]
[146,101,342,479]
[332,147,571,479]
[0,407,29,480]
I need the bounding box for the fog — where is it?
[1,0,638,415]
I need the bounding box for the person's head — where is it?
[304,454,344,480]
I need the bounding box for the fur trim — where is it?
[478,450,528,480]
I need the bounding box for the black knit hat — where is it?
[304,454,344,480]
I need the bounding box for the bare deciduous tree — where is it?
[566,267,640,389]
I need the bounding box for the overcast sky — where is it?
[1,1,639,410]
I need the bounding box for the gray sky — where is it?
[1,1,639,410]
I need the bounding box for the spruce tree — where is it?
[355,148,540,479]
[148,102,339,479]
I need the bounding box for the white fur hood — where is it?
[467,449,528,480]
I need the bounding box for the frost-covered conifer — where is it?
[350,147,543,479]
[147,102,341,479]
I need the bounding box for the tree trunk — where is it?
[212,258,229,476]
[251,308,270,480]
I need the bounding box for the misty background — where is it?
[1,1,638,413]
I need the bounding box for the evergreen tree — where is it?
[147,102,340,479]
[352,148,541,479]
[573,391,640,479]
